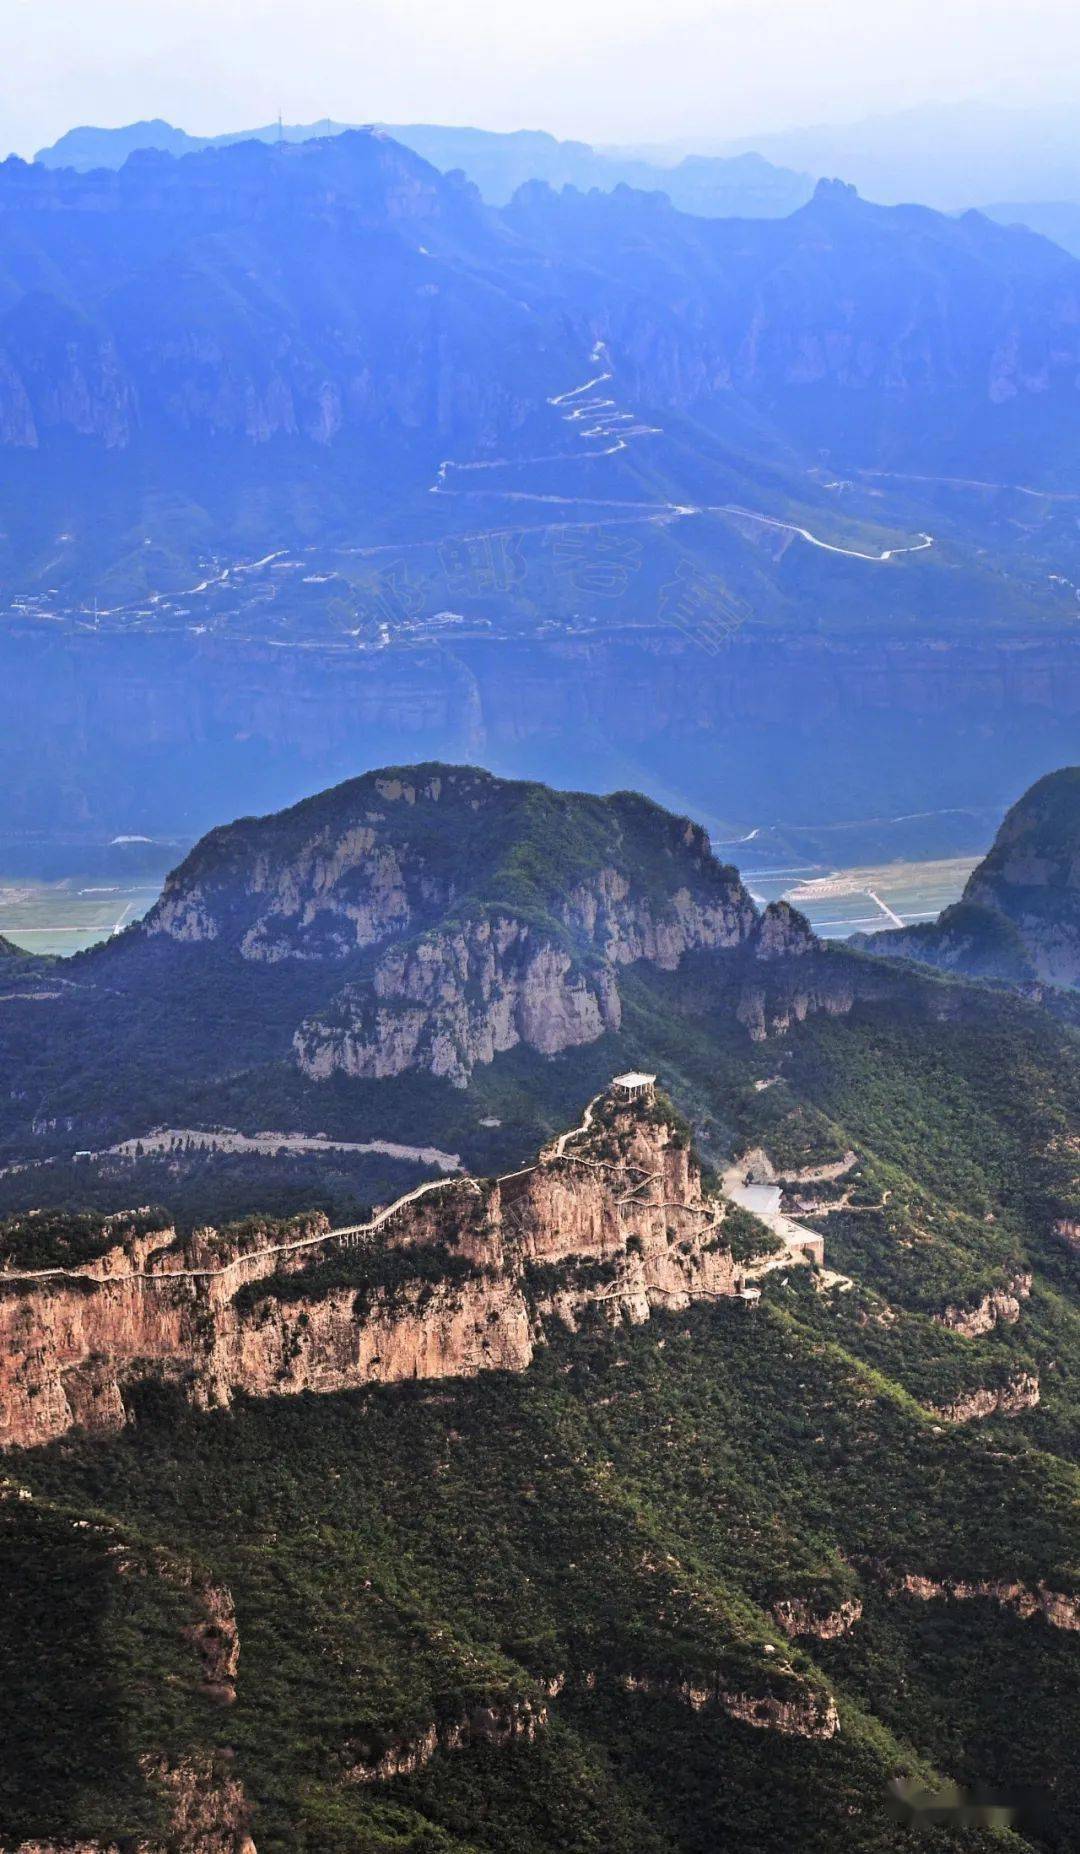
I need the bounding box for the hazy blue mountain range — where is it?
[5,132,1080,573]
[720,97,1080,211]
[35,114,815,217]
[36,109,1080,265]
[34,115,358,168]
[2,127,1080,856]
[982,200,1080,258]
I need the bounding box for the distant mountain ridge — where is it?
[34,114,815,218]
[6,125,1080,864]
[4,132,1080,503]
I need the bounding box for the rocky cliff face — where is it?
[145,768,755,964]
[293,915,624,1087]
[893,1572,1080,1632]
[771,1597,863,1641]
[933,1273,1032,1336]
[732,905,852,1043]
[961,767,1080,986]
[932,1372,1041,1424]
[615,1669,839,1738]
[0,131,558,458]
[7,143,1080,464]
[139,764,759,1085]
[344,1700,547,1785]
[0,1099,740,1452]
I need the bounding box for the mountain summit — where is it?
[142,764,763,1085]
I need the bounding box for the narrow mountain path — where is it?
[550,1091,601,1157]
[0,1091,617,1288]
[0,1175,483,1287]
[2,1090,833,1292]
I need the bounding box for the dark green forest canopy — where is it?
[3,774,1080,1850]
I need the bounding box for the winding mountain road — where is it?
[710,504,933,561]
[430,348,934,564]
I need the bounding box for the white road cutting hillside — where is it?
[710,503,933,560]
[104,1128,464,1172]
[0,1175,483,1286]
[430,346,934,563]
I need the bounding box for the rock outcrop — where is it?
[344,1699,547,1784]
[617,1670,839,1738]
[961,767,1080,987]
[933,1273,1032,1336]
[734,912,853,1042]
[861,767,1080,989]
[892,1573,1080,1632]
[293,916,623,1088]
[136,1756,256,1854]
[772,1597,863,1641]
[932,1372,1040,1424]
[340,1653,840,1786]
[0,1097,739,1451]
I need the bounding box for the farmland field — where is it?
[744,855,981,938]
[0,856,981,957]
[0,877,164,956]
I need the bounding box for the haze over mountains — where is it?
[36,99,1080,221]
[8,131,1080,488]
[35,102,1080,244]
[34,116,816,218]
[2,122,1080,862]
[723,97,1080,212]
[9,63,1080,1852]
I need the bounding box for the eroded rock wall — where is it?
[0,1108,737,1451]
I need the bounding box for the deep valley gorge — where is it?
[4,65,1080,1854]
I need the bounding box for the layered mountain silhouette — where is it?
[4,126,1080,598]
[35,115,815,218]
[5,135,1080,462]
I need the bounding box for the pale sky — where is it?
[3,0,1079,159]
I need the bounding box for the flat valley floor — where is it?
[0,856,980,956]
